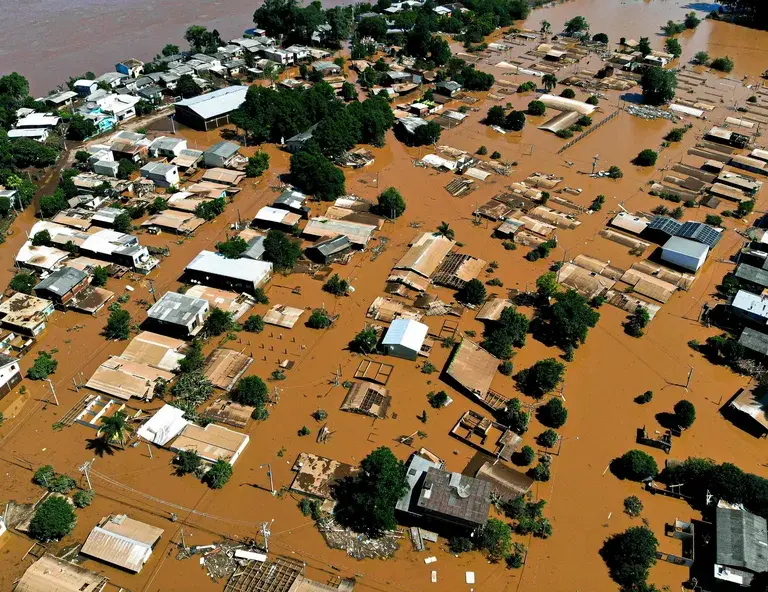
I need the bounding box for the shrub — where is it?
[28,351,58,380]
[298,426,311,436]
[313,408,328,421]
[674,400,696,428]
[243,314,264,333]
[307,308,332,329]
[705,214,722,227]
[427,390,449,408]
[537,429,558,448]
[624,495,643,517]
[103,306,131,340]
[33,465,56,487]
[49,474,76,493]
[607,165,623,179]
[204,459,233,489]
[502,398,529,435]
[73,489,95,508]
[635,149,658,166]
[477,145,488,155]
[516,81,536,93]
[710,56,734,72]
[665,128,685,142]
[499,360,514,376]
[350,327,378,354]
[421,361,436,374]
[232,375,268,408]
[10,272,37,294]
[323,273,349,296]
[555,128,574,139]
[693,51,709,65]
[537,398,568,428]
[29,496,76,541]
[614,450,658,481]
[245,152,270,177]
[624,307,650,338]
[253,288,269,304]
[527,100,546,116]
[635,390,653,404]
[577,115,592,126]
[299,497,322,520]
[517,445,535,466]
[477,518,513,561]
[216,236,248,259]
[175,450,202,475]
[490,151,501,160]
[586,95,599,105]
[449,536,474,553]
[560,88,576,99]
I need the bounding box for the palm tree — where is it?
[436,221,455,241]
[99,411,131,449]
[540,20,551,36]
[542,74,558,92]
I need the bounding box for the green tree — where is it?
[175,450,202,475]
[263,229,302,270]
[243,314,264,333]
[541,290,600,350]
[176,74,201,99]
[245,151,270,178]
[66,115,96,141]
[436,221,454,240]
[527,100,546,116]
[600,526,658,589]
[638,37,652,56]
[29,496,76,541]
[375,187,406,218]
[178,340,205,374]
[635,149,658,166]
[665,37,682,58]
[334,446,409,537]
[73,489,95,508]
[203,307,234,337]
[31,229,51,246]
[502,398,529,435]
[100,410,131,448]
[564,15,589,35]
[457,278,487,306]
[39,192,68,218]
[673,400,696,428]
[693,51,709,65]
[323,274,349,296]
[162,43,180,56]
[536,272,559,299]
[592,32,609,43]
[477,518,513,561]
[289,148,346,201]
[640,67,677,106]
[537,397,568,428]
[624,495,643,517]
[615,450,658,481]
[33,465,56,488]
[307,308,332,329]
[91,266,109,287]
[232,375,268,408]
[482,306,529,359]
[486,105,506,127]
[710,56,734,72]
[350,327,378,354]
[542,74,557,92]
[27,351,57,380]
[204,459,233,489]
[113,212,132,233]
[504,110,526,131]
[515,358,565,397]
[537,428,558,448]
[104,306,131,340]
[517,445,535,466]
[10,272,36,294]
[340,81,357,101]
[216,236,248,259]
[625,307,651,337]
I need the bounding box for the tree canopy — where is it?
[29,496,76,541]
[600,527,658,589]
[263,229,302,270]
[289,148,346,201]
[538,290,600,350]
[375,187,406,218]
[334,446,409,537]
[515,358,564,397]
[482,306,529,359]
[640,67,677,106]
[216,236,248,259]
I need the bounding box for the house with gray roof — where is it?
[735,263,768,291]
[436,80,462,96]
[146,291,209,337]
[173,86,248,131]
[715,504,768,587]
[285,123,319,153]
[33,267,89,306]
[203,141,240,168]
[661,236,710,272]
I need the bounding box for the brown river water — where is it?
[0,1,768,592]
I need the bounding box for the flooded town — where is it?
[0,0,767,591]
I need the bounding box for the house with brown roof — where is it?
[15,553,108,592]
[80,514,163,573]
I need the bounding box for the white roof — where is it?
[7,128,48,138]
[539,94,595,115]
[74,79,96,87]
[175,86,248,120]
[186,250,273,284]
[382,318,428,352]
[15,243,69,270]
[136,404,189,446]
[732,290,768,321]
[670,104,704,118]
[15,113,60,128]
[422,154,457,170]
[254,206,293,224]
[98,93,141,114]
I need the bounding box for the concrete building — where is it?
[382,318,429,361]
[115,58,145,78]
[184,250,273,294]
[203,141,240,168]
[140,162,180,188]
[149,136,188,158]
[0,293,55,336]
[93,160,119,177]
[146,291,209,337]
[81,515,162,573]
[0,353,21,398]
[661,236,709,272]
[730,290,768,327]
[33,267,89,306]
[173,86,248,131]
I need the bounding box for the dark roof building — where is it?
[33,267,89,305]
[678,221,722,248]
[735,263,768,290]
[647,216,683,239]
[305,235,352,263]
[739,327,768,357]
[173,86,248,131]
[715,505,768,587]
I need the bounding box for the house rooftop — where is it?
[175,86,248,119]
[185,250,273,284]
[81,514,163,573]
[445,339,498,398]
[716,505,768,586]
[147,291,208,326]
[15,553,108,592]
[735,263,768,288]
[203,348,253,391]
[34,266,87,296]
[289,452,357,500]
[382,318,429,351]
[731,290,768,321]
[205,141,240,159]
[662,236,709,259]
[416,466,491,527]
[170,423,249,464]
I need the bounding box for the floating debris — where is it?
[318,517,400,559]
[625,104,676,121]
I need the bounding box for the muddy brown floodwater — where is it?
[1,1,768,592]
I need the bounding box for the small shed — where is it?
[382,318,429,361]
[661,237,709,272]
[203,141,240,168]
[340,382,391,419]
[203,348,253,391]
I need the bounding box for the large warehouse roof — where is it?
[175,86,248,120]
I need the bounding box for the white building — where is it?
[661,236,709,272]
[382,318,429,361]
[149,136,188,158]
[97,93,141,121]
[0,353,21,397]
[147,292,209,337]
[140,162,180,188]
[185,250,273,294]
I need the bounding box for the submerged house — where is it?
[146,292,209,337]
[173,86,248,131]
[381,318,429,361]
[81,515,162,573]
[714,503,768,587]
[184,250,273,294]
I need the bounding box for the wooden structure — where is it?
[354,359,394,385]
[450,410,521,461]
[340,382,391,419]
[637,426,672,454]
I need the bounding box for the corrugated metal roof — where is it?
[382,318,428,352]
[185,250,272,284]
[175,86,248,120]
[716,507,768,575]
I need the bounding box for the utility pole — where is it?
[261,520,273,553]
[591,154,600,175]
[45,379,59,406]
[148,278,157,303]
[685,367,694,391]
[78,459,94,490]
[260,463,275,495]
